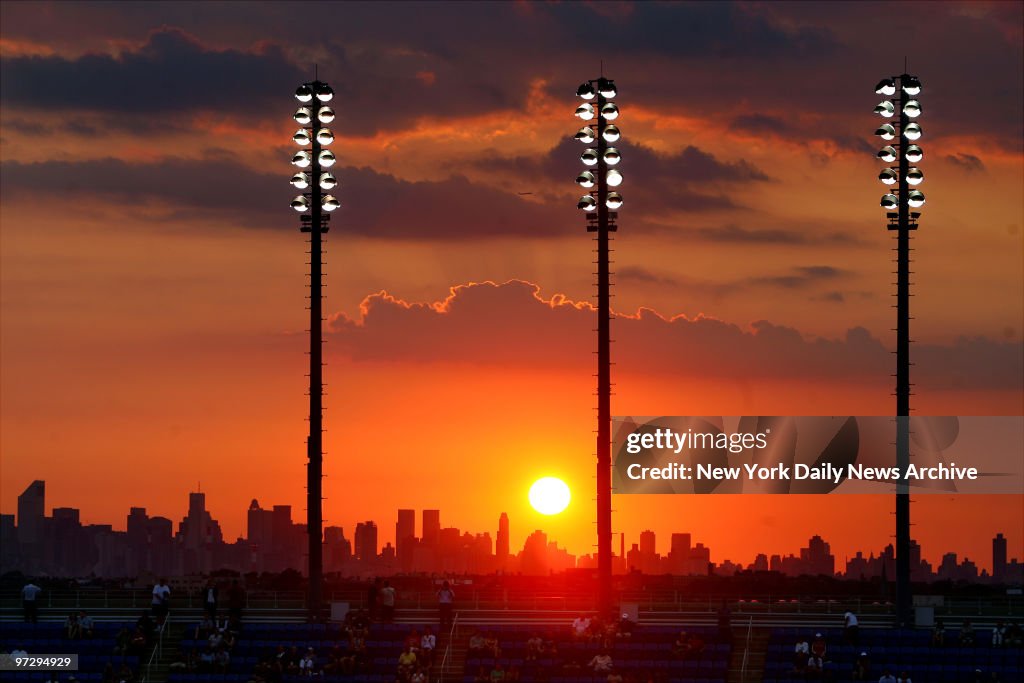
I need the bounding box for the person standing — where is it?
[380,581,396,623]
[843,611,860,645]
[203,580,219,619]
[152,578,171,623]
[437,580,455,628]
[22,581,42,623]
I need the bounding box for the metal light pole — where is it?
[874,74,925,628]
[574,78,624,619]
[290,81,340,621]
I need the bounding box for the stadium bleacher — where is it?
[0,620,142,683]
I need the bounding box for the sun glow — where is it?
[528,476,571,515]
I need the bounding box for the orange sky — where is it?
[1,1,1022,572]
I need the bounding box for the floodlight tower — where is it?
[874,74,924,628]
[574,77,623,619]
[290,80,340,621]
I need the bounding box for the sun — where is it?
[528,477,571,515]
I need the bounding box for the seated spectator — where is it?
[687,632,705,656]
[299,648,316,677]
[78,611,95,638]
[851,651,870,680]
[473,666,488,683]
[199,646,216,670]
[128,627,148,654]
[405,629,421,653]
[992,620,1006,647]
[397,646,417,681]
[811,632,827,659]
[490,663,506,683]
[572,614,591,638]
[483,632,501,658]
[960,620,976,646]
[794,637,810,669]
[214,648,230,673]
[617,614,636,639]
[878,669,897,683]
[113,626,131,655]
[541,633,558,656]
[506,665,520,682]
[896,670,912,683]
[468,629,487,656]
[672,630,690,658]
[526,633,543,661]
[117,664,135,683]
[588,651,613,674]
[195,616,215,640]
[65,612,81,640]
[931,619,945,647]
[410,666,428,683]
[607,673,623,683]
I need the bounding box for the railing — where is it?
[439,611,459,683]
[740,615,753,683]
[141,615,166,683]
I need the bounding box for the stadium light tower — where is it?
[290,80,340,621]
[574,76,623,619]
[874,73,924,628]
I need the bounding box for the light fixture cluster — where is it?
[290,82,340,213]
[575,78,623,212]
[875,76,925,211]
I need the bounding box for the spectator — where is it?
[473,666,488,683]
[405,629,421,654]
[195,615,215,640]
[506,665,520,682]
[299,648,316,676]
[811,632,827,659]
[607,673,623,683]
[526,633,543,661]
[672,631,690,658]
[437,580,456,628]
[410,666,428,683]
[380,580,397,623]
[588,651,613,674]
[618,614,636,639]
[397,646,417,681]
[844,611,860,645]
[483,632,501,658]
[490,663,506,683]
[227,579,246,625]
[11,645,28,657]
[851,651,870,680]
[22,582,42,623]
[960,620,976,646]
[931,619,945,647]
[420,626,436,666]
[572,614,591,638]
[65,612,81,640]
[896,670,912,683]
[151,578,171,622]
[113,626,131,655]
[203,580,219,619]
[1004,621,1022,647]
[879,670,897,683]
[806,654,825,679]
[794,637,810,669]
[991,620,1006,647]
[468,629,486,656]
[78,611,95,639]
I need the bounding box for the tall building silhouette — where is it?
[422,510,440,546]
[396,509,416,572]
[17,480,45,545]
[355,521,378,561]
[993,533,1008,583]
[497,512,510,569]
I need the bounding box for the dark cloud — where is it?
[945,153,985,173]
[731,114,793,136]
[0,156,572,239]
[690,224,864,246]
[328,280,1023,391]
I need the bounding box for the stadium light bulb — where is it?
[318,106,336,124]
[902,76,921,95]
[903,122,922,140]
[291,195,310,212]
[877,146,898,162]
[875,124,896,140]
[319,173,337,190]
[880,194,899,210]
[606,169,623,187]
[578,195,597,211]
[294,107,313,125]
[295,85,314,103]
[293,129,311,146]
[603,148,621,165]
[318,150,336,167]
[315,83,334,102]
[574,127,596,143]
[575,103,596,121]
[322,195,340,211]
[875,78,897,96]
[291,172,310,189]
[576,171,596,189]
[292,151,312,168]
[874,101,896,117]
[878,168,898,186]
[600,103,619,120]
[598,78,617,98]
[316,128,334,145]
[602,125,621,142]
[605,192,623,209]
[905,145,923,162]
[581,148,598,166]
[906,167,924,185]
[903,100,922,118]
[907,190,926,207]
[577,83,596,100]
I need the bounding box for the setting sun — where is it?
[528,476,571,515]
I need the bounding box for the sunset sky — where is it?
[1,1,1022,571]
